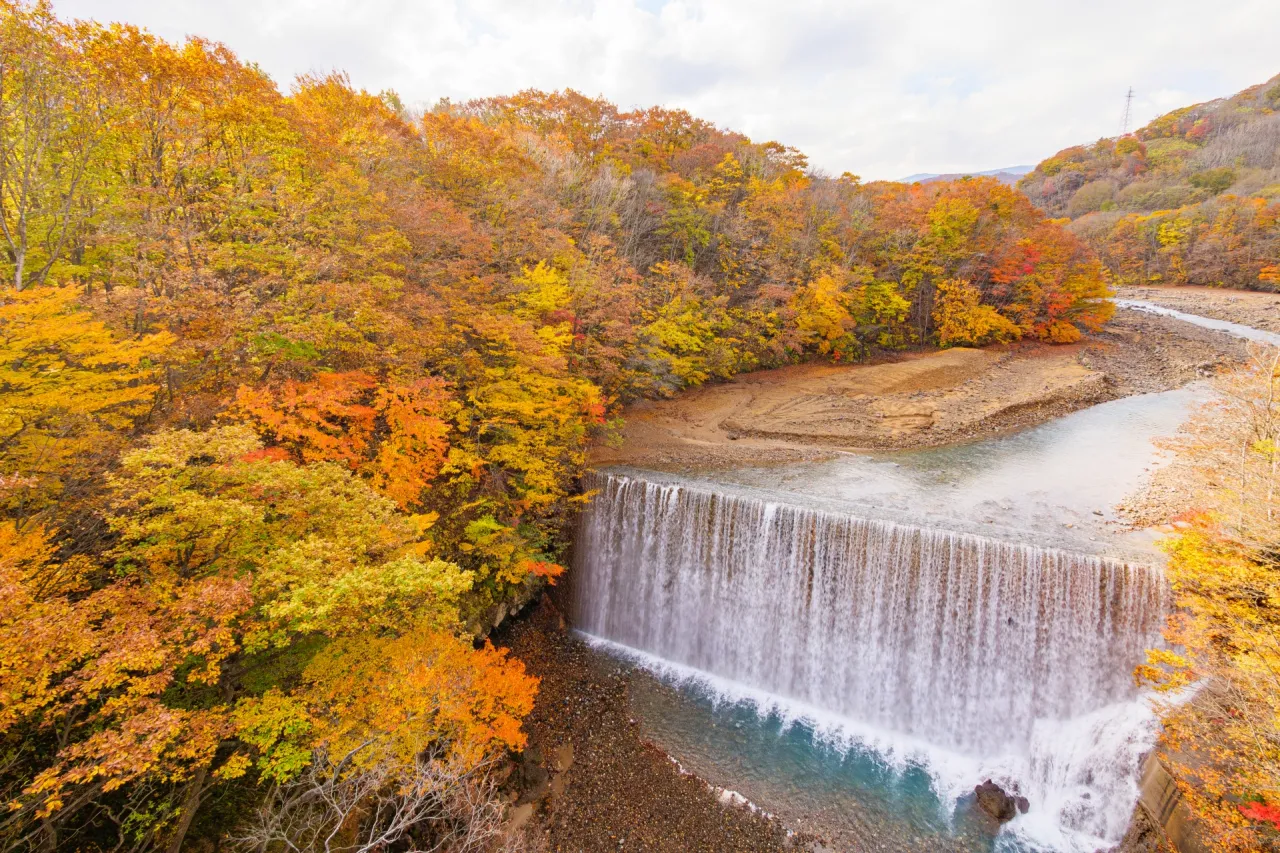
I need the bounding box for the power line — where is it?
[1120,87,1134,136]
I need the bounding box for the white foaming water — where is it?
[571,472,1169,851]
[1019,700,1159,848]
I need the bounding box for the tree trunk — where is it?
[165,764,209,853]
[38,815,58,852]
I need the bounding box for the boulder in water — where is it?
[974,779,1028,823]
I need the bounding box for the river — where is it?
[568,301,1270,852]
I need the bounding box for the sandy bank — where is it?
[594,308,1245,472]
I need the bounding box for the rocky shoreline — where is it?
[1118,285,1280,335]
[496,597,799,852]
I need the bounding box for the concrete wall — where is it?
[1138,754,1207,853]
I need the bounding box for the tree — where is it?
[790,266,856,357]
[1139,349,1280,852]
[0,285,172,519]
[233,741,507,853]
[0,1,108,290]
[234,372,455,510]
[932,278,1019,347]
[300,630,536,768]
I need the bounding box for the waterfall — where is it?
[571,471,1169,846]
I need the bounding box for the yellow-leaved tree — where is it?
[1139,348,1280,852]
[0,285,172,518]
[932,278,1020,347]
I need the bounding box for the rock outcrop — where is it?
[974,779,1029,823]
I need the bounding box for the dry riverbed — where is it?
[594,307,1245,472]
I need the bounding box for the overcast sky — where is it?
[58,1,1280,180]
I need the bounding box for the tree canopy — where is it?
[0,1,1115,850]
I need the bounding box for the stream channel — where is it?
[568,302,1271,852]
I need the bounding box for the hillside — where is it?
[1019,74,1280,290]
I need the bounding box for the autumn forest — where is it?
[2,1,1279,852]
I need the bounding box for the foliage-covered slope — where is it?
[1139,352,1280,852]
[0,2,1112,850]
[1019,74,1280,290]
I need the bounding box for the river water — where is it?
[570,302,1267,852]
[1114,298,1280,346]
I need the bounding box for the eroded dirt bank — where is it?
[594,307,1245,472]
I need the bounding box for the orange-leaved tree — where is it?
[0,285,172,521]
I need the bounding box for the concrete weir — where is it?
[572,470,1170,849]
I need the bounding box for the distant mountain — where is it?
[898,165,1034,186]
[1019,73,1280,291]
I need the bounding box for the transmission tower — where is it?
[1120,87,1134,136]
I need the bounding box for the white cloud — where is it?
[56,0,1280,179]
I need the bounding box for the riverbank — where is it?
[1116,285,1280,335]
[497,597,799,852]
[593,307,1244,472]
[1115,287,1280,529]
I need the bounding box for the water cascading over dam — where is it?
[571,471,1168,760]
